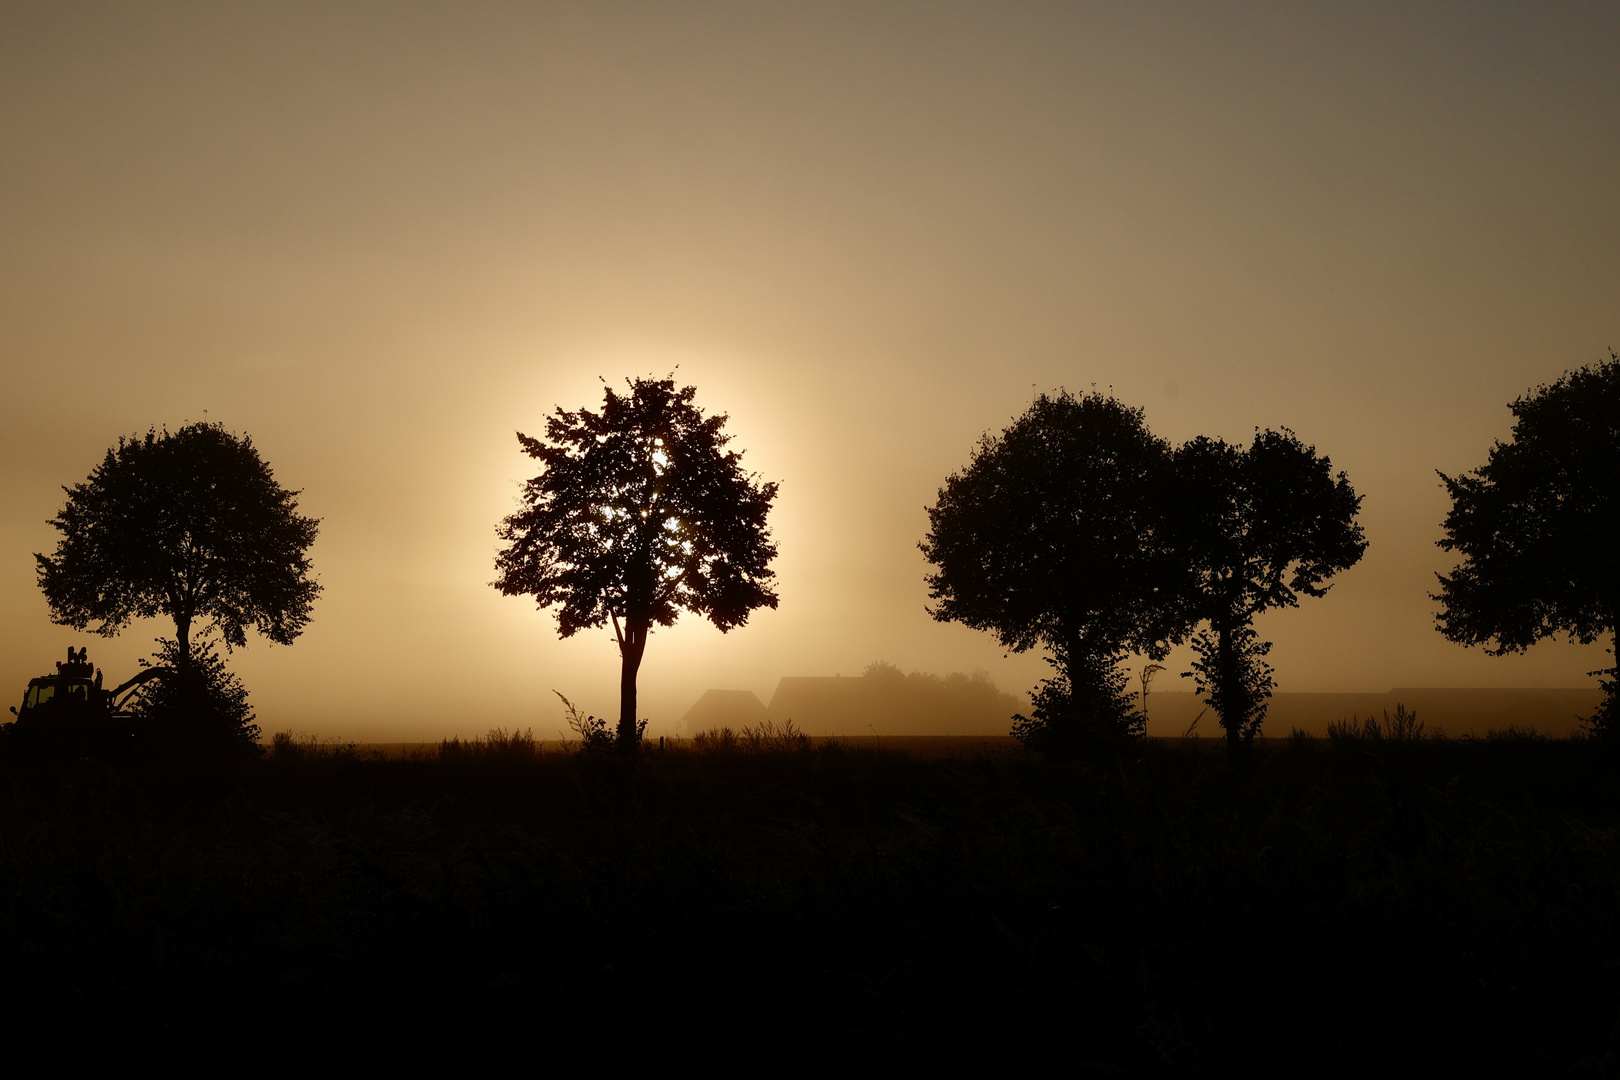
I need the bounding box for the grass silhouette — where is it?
[689,716,811,753]
[0,734,1616,1067]
[1326,702,1431,744]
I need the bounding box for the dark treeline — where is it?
[1,735,1616,1069]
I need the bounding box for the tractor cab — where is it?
[4,647,167,756]
[13,647,103,725]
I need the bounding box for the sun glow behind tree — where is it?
[493,376,780,749]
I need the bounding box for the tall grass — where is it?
[1326,703,1433,744]
[437,727,541,762]
[267,729,365,761]
[691,716,810,753]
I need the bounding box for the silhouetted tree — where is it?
[1173,429,1366,752]
[36,423,320,741]
[493,377,779,751]
[921,391,1186,751]
[1434,351,1620,736]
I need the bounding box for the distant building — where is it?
[680,689,770,733]
[683,663,1025,737]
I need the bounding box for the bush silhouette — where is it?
[130,637,260,756]
[553,691,623,754]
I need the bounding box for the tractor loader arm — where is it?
[111,666,170,709]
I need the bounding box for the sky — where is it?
[2,2,1616,740]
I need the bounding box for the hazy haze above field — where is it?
[2,2,1617,738]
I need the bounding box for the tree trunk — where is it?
[1217,624,1242,756]
[169,609,200,743]
[617,619,648,751]
[174,612,193,677]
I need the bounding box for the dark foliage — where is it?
[493,377,778,749]
[1434,351,1620,736]
[922,391,1185,749]
[129,638,260,757]
[1,740,1617,1070]
[35,422,321,673]
[554,690,641,753]
[1174,430,1366,751]
[1010,646,1136,755]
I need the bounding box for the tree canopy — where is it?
[493,377,779,748]
[1173,429,1366,749]
[1434,351,1620,733]
[920,391,1185,746]
[36,423,321,668]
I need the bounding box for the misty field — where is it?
[1,732,1617,1070]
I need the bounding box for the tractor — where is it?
[2,646,168,757]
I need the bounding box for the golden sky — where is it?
[2,3,1616,739]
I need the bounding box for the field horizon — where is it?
[666,682,1605,741]
[253,684,1602,748]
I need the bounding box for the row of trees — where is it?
[28,351,1618,756]
[921,350,1620,751]
[919,392,1367,753]
[485,378,1372,755]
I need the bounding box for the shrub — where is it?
[554,691,634,754]
[130,637,260,756]
[1012,655,1142,757]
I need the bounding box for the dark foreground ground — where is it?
[2,732,1617,1071]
